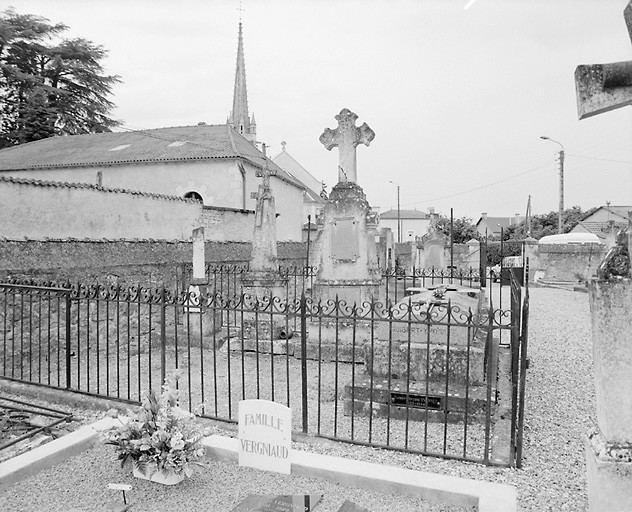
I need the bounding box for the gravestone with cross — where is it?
[250,145,279,271]
[239,144,288,351]
[319,108,375,184]
[575,3,632,510]
[307,109,381,362]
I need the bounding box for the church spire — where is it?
[228,21,256,144]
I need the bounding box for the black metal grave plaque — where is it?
[390,392,442,410]
[231,494,323,512]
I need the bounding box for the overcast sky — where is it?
[6,0,632,220]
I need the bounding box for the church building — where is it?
[0,22,309,242]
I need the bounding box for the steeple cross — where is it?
[256,144,277,191]
[319,108,375,184]
[574,2,632,119]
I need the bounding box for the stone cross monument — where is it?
[319,108,375,184]
[251,145,278,271]
[574,2,632,510]
[311,109,381,307]
[241,145,287,299]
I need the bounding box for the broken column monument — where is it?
[575,2,632,509]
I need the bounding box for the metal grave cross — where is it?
[574,2,632,119]
[255,144,277,192]
[319,108,375,184]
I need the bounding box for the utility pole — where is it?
[397,184,401,243]
[388,180,401,243]
[558,149,564,234]
[540,136,565,234]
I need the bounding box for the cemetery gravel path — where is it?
[0,287,595,511]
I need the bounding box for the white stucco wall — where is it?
[0,158,303,241]
[0,179,255,241]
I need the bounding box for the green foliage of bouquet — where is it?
[104,371,206,478]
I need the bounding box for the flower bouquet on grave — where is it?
[104,370,207,484]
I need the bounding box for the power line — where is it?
[401,161,551,208]
[566,153,632,164]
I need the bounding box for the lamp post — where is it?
[388,180,401,243]
[540,136,565,234]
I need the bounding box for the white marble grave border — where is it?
[203,435,517,512]
[0,418,517,512]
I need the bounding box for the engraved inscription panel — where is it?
[331,218,359,261]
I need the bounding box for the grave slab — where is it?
[336,501,371,512]
[231,494,323,512]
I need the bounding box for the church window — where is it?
[184,191,203,202]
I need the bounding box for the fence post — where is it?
[300,291,308,433]
[65,293,71,389]
[160,286,166,386]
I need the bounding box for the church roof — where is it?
[0,124,304,189]
[273,146,324,205]
[380,209,429,220]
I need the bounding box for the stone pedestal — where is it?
[590,278,632,443]
[312,181,382,305]
[586,276,632,509]
[345,287,497,423]
[586,430,632,511]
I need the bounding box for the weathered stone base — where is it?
[344,375,495,423]
[586,430,632,511]
[312,280,382,308]
[240,271,288,301]
[366,341,489,386]
[301,319,370,362]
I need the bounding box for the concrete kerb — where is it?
[0,416,119,492]
[202,435,517,512]
[0,418,517,511]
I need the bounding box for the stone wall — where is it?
[0,176,256,241]
[0,239,307,287]
[533,243,606,283]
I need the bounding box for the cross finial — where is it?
[281,141,286,152]
[237,0,245,21]
[319,108,375,184]
[574,1,632,119]
[256,143,277,191]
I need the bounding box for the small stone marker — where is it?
[231,494,323,512]
[238,399,292,474]
[105,483,132,512]
[191,227,206,285]
[336,501,372,512]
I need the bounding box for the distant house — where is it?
[379,209,430,242]
[475,213,524,238]
[570,205,631,246]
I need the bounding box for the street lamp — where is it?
[388,180,401,243]
[540,136,565,234]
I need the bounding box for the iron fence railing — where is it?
[0,274,528,467]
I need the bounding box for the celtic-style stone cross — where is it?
[319,108,375,184]
[574,2,632,119]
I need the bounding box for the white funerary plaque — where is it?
[238,399,292,475]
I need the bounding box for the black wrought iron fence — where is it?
[179,262,482,306]
[0,274,527,467]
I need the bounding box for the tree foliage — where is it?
[435,215,478,244]
[504,205,597,241]
[0,8,120,147]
